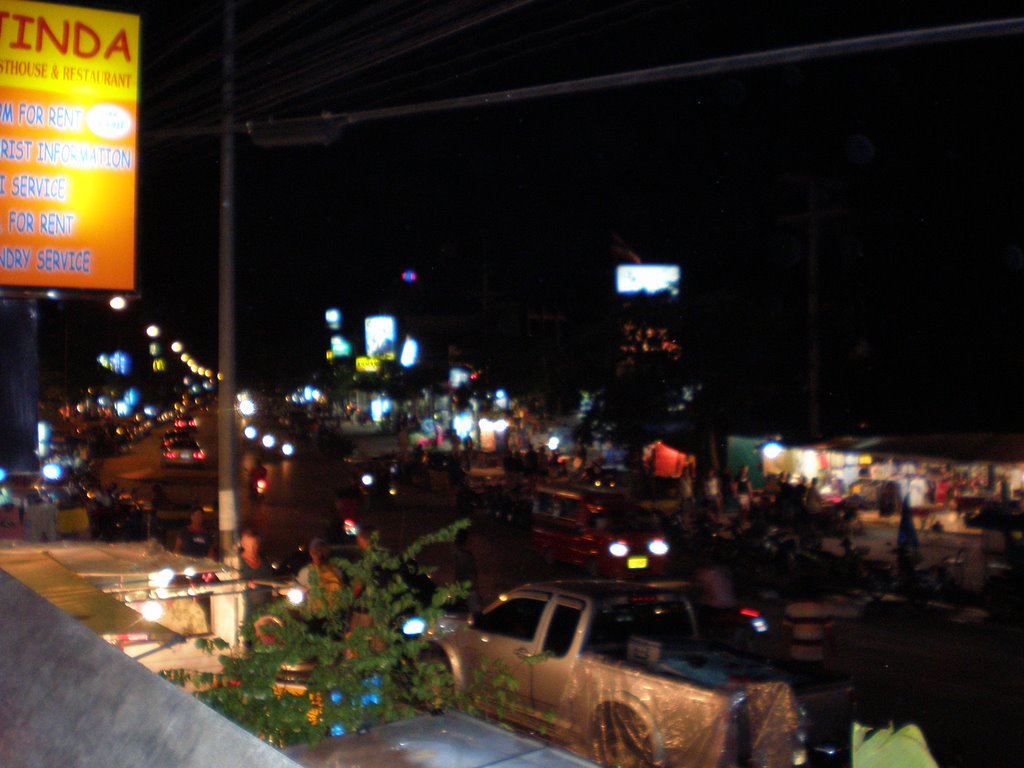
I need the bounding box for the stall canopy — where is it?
[0,548,175,641]
[645,440,691,478]
[809,434,1024,464]
[0,570,301,768]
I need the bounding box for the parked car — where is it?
[531,484,669,577]
[427,580,853,768]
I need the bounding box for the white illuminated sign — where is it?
[615,264,681,298]
[365,316,396,359]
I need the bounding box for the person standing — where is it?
[453,528,482,616]
[238,529,275,626]
[897,494,920,556]
[678,465,696,524]
[23,491,58,543]
[703,469,722,515]
[297,538,343,613]
[175,508,216,559]
[736,466,753,518]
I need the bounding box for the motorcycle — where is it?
[84,485,148,542]
[862,546,967,605]
[248,463,269,502]
[250,475,268,501]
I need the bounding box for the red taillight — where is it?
[111,632,151,650]
[256,478,267,490]
[164,451,177,459]
[193,450,205,460]
[739,607,761,618]
[629,594,658,603]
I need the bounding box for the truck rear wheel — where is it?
[593,703,660,768]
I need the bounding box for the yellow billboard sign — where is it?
[0,0,139,294]
[355,356,380,373]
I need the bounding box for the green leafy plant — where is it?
[166,519,520,747]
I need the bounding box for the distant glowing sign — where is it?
[325,307,341,330]
[0,1,140,295]
[330,335,351,357]
[365,315,396,359]
[400,336,418,367]
[615,264,680,298]
[356,356,380,373]
[401,269,417,283]
[449,367,469,389]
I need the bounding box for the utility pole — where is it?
[217,0,239,565]
[780,175,848,440]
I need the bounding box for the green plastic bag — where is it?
[852,722,939,768]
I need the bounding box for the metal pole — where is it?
[0,299,39,478]
[217,0,239,565]
[807,184,821,440]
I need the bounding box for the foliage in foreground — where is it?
[165,519,512,747]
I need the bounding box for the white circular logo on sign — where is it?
[87,105,132,140]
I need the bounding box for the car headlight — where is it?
[648,539,669,556]
[609,541,629,558]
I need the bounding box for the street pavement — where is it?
[96,420,1024,767]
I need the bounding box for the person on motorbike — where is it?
[248,461,269,498]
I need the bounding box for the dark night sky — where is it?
[36,0,1024,435]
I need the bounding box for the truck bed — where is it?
[625,636,853,765]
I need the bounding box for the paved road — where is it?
[101,417,1024,768]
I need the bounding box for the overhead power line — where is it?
[144,14,1024,144]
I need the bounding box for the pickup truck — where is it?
[427,579,852,768]
[532,484,670,578]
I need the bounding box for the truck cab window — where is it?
[543,604,583,657]
[588,601,695,655]
[475,597,546,641]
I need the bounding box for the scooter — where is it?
[863,547,966,604]
[250,476,268,502]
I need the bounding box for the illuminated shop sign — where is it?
[364,315,396,360]
[355,356,380,373]
[615,264,681,298]
[449,367,469,389]
[0,1,140,295]
[330,335,351,357]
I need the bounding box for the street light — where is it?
[146,325,161,338]
[109,296,127,311]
